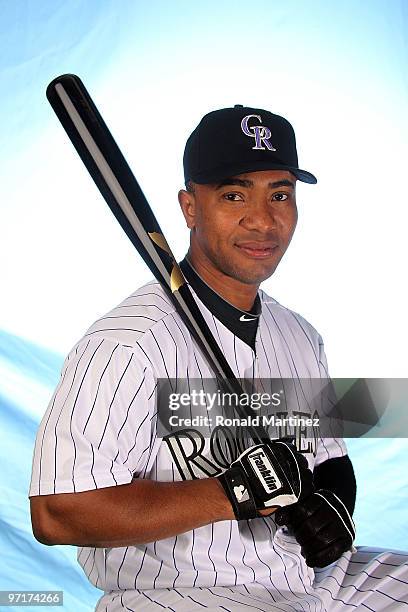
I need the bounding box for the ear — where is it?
[178,189,196,229]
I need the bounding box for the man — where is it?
[30,106,408,610]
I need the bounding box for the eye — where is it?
[223,192,244,202]
[272,192,289,202]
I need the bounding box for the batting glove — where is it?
[275,489,356,567]
[218,440,314,521]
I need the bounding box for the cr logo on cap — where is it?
[241,114,277,152]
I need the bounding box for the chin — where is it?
[228,263,278,285]
[237,258,281,284]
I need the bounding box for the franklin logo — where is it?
[248,449,282,493]
[241,114,277,151]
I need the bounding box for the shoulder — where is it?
[258,288,323,346]
[82,279,177,348]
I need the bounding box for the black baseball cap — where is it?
[183,105,317,185]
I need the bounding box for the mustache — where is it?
[235,235,281,245]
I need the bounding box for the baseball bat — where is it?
[46,74,269,444]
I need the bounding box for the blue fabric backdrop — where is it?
[1,1,407,610]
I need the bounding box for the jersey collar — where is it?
[179,257,261,350]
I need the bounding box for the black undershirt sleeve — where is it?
[313,454,357,516]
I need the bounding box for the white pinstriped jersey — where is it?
[30,279,347,595]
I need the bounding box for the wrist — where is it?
[210,477,236,521]
[217,464,259,521]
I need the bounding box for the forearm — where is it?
[30,477,233,548]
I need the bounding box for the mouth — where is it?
[235,242,279,259]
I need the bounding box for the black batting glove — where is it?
[218,440,314,521]
[275,489,356,568]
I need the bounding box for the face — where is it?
[179,170,298,287]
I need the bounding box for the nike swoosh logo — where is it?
[240,314,257,322]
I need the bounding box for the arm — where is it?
[30,477,232,548]
[31,439,313,547]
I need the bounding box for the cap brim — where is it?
[191,161,317,185]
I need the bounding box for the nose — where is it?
[239,199,277,233]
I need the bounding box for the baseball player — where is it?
[30,107,408,610]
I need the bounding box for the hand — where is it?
[275,489,356,567]
[218,440,314,521]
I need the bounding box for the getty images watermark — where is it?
[156,378,403,439]
[167,389,320,429]
[156,379,327,439]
